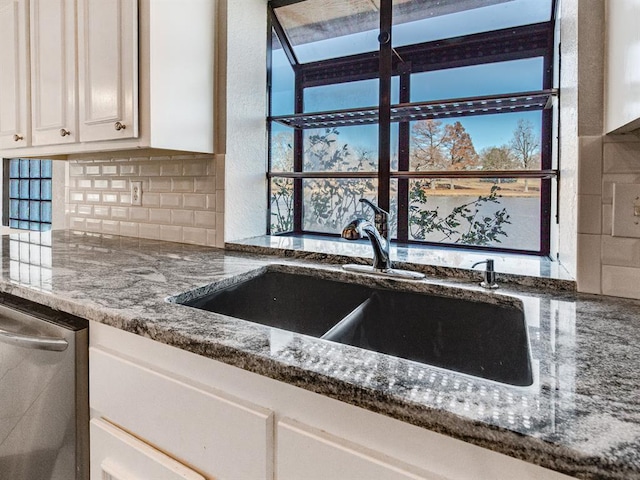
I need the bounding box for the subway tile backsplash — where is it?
[67,153,224,248]
[578,135,640,299]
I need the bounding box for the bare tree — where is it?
[411,120,479,189]
[411,120,447,171]
[510,119,539,192]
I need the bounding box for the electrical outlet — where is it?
[612,183,640,238]
[131,181,142,206]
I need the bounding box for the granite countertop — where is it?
[1,230,639,480]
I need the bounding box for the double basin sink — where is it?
[169,266,533,387]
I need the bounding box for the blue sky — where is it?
[271,0,550,152]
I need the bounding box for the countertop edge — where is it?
[0,281,632,480]
[1,231,637,480]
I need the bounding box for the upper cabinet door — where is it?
[30,0,77,146]
[77,0,138,142]
[605,0,640,134]
[0,0,29,149]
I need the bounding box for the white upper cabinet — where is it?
[30,0,77,146]
[605,0,640,134]
[77,0,137,143]
[0,0,215,157]
[0,0,29,149]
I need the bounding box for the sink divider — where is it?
[321,294,378,343]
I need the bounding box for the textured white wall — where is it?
[557,0,579,279]
[223,0,268,242]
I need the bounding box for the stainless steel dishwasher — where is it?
[0,295,88,480]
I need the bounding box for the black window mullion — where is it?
[293,67,304,233]
[396,62,411,242]
[377,0,392,214]
[266,12,274,234]
[539,22,556,255]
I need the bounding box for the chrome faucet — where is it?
[341,199,392,271]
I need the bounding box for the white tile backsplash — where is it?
[602,204,612,235]
[171,210,194,226]
[67,152,224,247]
[603,141,640,173]
[160,225,182,242]
[578,136,603,195]
[578,135,640,299]
[577,194,602,234]
[120,222,139,237]
[602,265,640,299]
[102,220,120,234]
[601,236,640,268]
[184,194,207,209]
[160,162,182,176]
[576,233,602,294]
[139,223,161,239]
[149,208,172,224]
[160,193,183,208]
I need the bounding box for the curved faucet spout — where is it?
[342,218,392,271]
[341,199,424,279]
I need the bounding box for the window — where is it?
[8,231,53,291]
[267,0,557,255]
[4,159,53,231]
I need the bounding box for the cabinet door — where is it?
[605,0,640,133]
[77,0,137,142]
[0,0,29,149]
[90,418,205,480]
[278,418,444,480]
[30,0,77,146]
[90,346,274,480]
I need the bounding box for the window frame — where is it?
[267,0,559,256]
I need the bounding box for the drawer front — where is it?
[90,418,204,480]
[277,418,443,480]
[90,346,274,480]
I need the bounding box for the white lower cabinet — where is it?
[89,345,274,480]
[277,417,444,480]
[90,418,204,480]
[89,322,575,480]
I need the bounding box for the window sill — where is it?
[225,235,576,292]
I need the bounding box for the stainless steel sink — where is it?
[170,267,533,387]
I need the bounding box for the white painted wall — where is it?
[223,0,268,242]
[557,0,579,278]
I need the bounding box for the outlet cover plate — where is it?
[131,181,142,206]
[612,183,640,238]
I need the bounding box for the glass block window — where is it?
[7,231,53,291]
[6,159,53,231]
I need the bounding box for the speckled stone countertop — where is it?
[1,231,639,479]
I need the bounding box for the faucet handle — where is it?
[359,199,389,238]
[471,259,498,289]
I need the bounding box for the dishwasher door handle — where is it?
[0,328,69,351]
